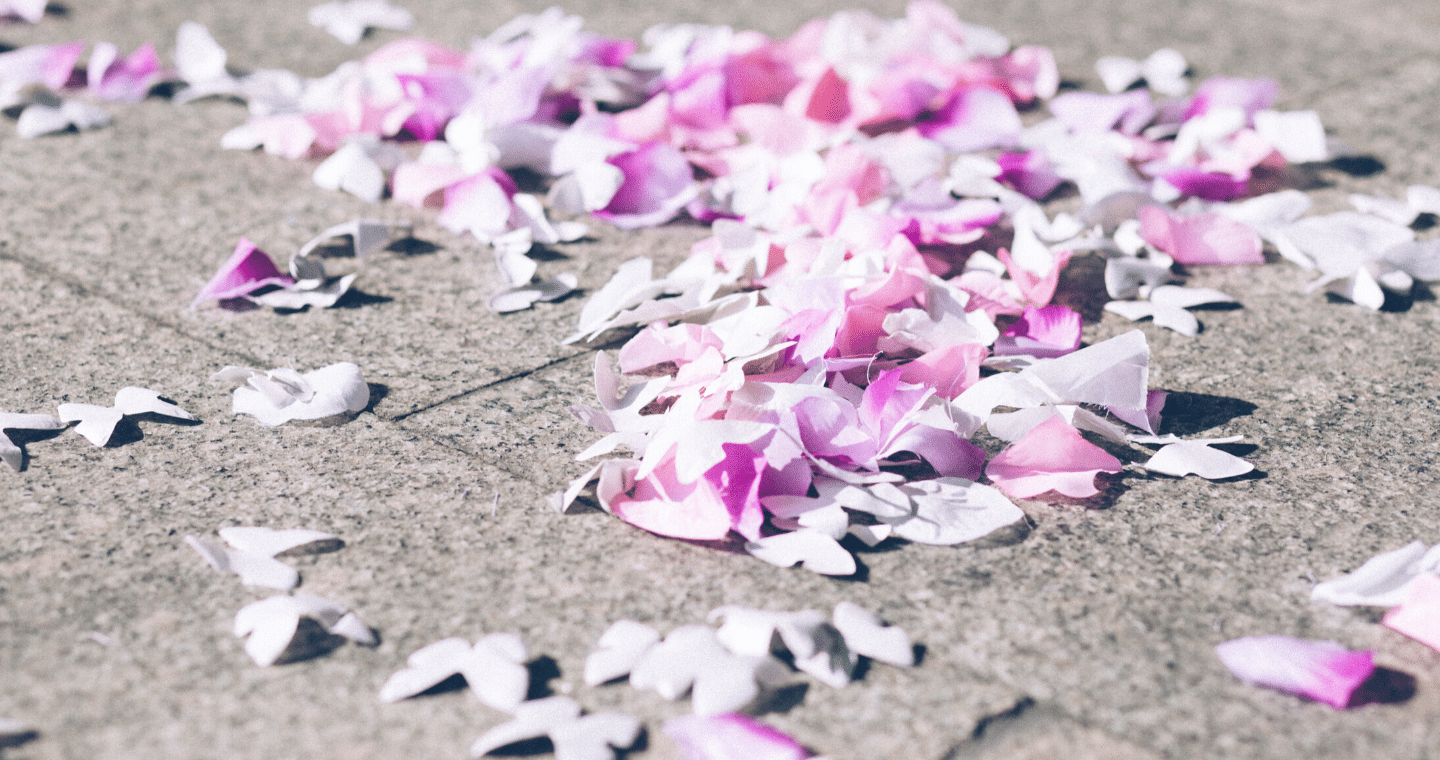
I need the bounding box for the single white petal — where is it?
[1150,303,1200,336]
[469,697,581,757]
[218,527,341,557]
[1325,267,1385,310]
[1253,110,1328,164]
[890,478,1026,546]
[176,21,228,83]
[548,712,642,760]
[630,625,725,701]
[113,387,196,421]
[832,602,914,667]
[1095,56,1142,94]
[1311,541,1440,607]
[585,620,660,686]
[462,634,531,712]
[744,530,856,576]
[1103,300,1157,322]
[1022,329,1150,411]
[235,596,301,666]
[1144,440,1254,479]
[57,403,123,446]
[1149,285,1236,309]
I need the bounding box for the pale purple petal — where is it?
[917,85,1021,153]
[596,142,697,229]
[993,305,1082,358]
[1215,636,1374,709]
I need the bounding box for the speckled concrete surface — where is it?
[3,1,1440,759]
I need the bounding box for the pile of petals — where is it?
[583,602,913,716]
[185,526,375,666]
[0,38,166,137]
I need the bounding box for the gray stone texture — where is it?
[3,1,1440,759]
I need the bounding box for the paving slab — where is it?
[3,0,1440,759]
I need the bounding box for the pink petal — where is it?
[1185,77,1280,120]
[0,41,85,91]
[391,162,468,208]
[1383,574,1440,653]
[1137,206,1264,265]
[897,343,988,399]
[1157,167,1249,201]
[1215,636,1374,709]
[993,305,1082,358]
[192,238,294,307]
[663,714,811,760]
[994,45,1059,104]
[917,85,1021,153]
[789,66,851,124]
[618,323,725,374]
[985,416,1122,499]
[437,169,517,240]
[997,246,1072,306]
[596,142,696,229]
[724,44,799,107]
[90,43,162,103]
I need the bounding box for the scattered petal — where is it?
[831,602,913,667]
[214,363,369,426]
[663,714,812,760]
[379,633,529,710]
[1215,636,1375,709]
[1311,541,1440,608]
[234,592,376,666]
[185,535,301,589]
[1144,437,1253,479]
[585,620,661,686]
[58,387,195,446]
[308,0,415,45]
[1382,574,1440,653]
[0,407,65,472]
[218,527,342,557]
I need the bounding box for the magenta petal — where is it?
[997,150,1064,200]
[917,85,1021,153]
[1158,168,1249,201]
[596,142,696,229]
[192,238,293,307]
[93,43,162,103]
[663,714,811,760]
[994,305,1082,358]
[1215,636,1374,709]
[985,416,1122,499]
[1383,574,1440,653]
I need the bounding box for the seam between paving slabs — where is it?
[0,242,269,368]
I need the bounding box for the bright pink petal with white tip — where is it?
[1215,636,1374,709]
[192,238,294,307]
[985,416,1121,499]
[663,713,811,760]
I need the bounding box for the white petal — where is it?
[461,643,530,713]
[630,625,725,701]
[176,21,228,83]
[218,527,341,557]
[57,403,123,446]
[1022,329,1150,411]
[1253,110,1329,164]
[1144,440,1254,479]
[846,523,892,547]
[1326,267,1386,310]
[585,620,660,686]
[114,387,196,420]
[1103,300,1157,322]
[549,713,642,760]
[470,696,581,757]
[1311,541,1440,607]
[744,531,856,576]
[691,655,789,717]
[1149,285,1236,309]
[890,479,1026,546]
[234,596,301,667]
[1095,56,1142,94]
[832,602,914,667]
[328,611,377,645]
[1150,303,1200,336]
